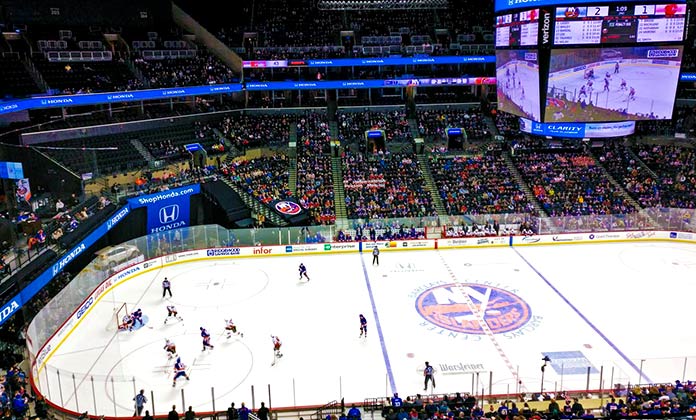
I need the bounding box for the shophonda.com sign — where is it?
[128,184,200,234]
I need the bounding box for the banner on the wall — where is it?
[128,184,200,234]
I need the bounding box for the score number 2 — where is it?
[592,6,609,16]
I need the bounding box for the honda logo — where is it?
[159,205,180,224]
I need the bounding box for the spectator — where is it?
[257,402,270,420]
[185,406,195,420]
[168,405,179,420]
[239,402,250,420]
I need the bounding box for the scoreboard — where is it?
[553,3,687,45]
[495,9,540,47]
[495,0,688,130]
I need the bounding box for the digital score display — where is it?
[553,3,686,45]
[495,9,540,47]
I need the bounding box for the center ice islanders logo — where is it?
[275,201,302,215]
[415,284,531,335]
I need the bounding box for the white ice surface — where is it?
[38,243,696,416]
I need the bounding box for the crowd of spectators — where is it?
[296,113,336,225]
[632,144,696,209]
[221,155,292,206]
[597,143,661,208]
[416,108,491,142]
[429,149,533,216]
[492,108,520,138]
[217,114,291,151]
[513,150,637,217]
[135,52,237,88]
[342,151,437,219]
[338,110,412,144]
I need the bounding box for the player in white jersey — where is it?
[225,319,243,338]
[271,335,283,366]
[629,87,636,101]
[165,305,183,324]
[119,314,133,331]
[164,339,177,359]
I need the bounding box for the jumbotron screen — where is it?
[496,50,542,121]
[545,45,683,121]
[553,3,687,45]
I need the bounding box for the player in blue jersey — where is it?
[165,305,183,324]
[132,309,144,328]
[298,263,310,281]
[359,314,367,338]
[172,357,190,387]
[200,327,214,351]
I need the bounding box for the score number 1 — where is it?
[634,5,656,15]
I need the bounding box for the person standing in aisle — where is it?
[372,246,380,266]
[162,277,172,298]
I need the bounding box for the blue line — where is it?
[359,253,397,394]
[512,247,652,383]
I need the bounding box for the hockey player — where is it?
[119,314,133,331]
[620,78,627,90]
[165,305,183,324]
[614,62,620,74]
[359,314,367,338]
[172,357,190,387]
[200,327,214,351]
[132,308,144,327]
[271,335,283,366]
[578,85,587,100]
[603,77,610,92]
[225,319,243,339]
[629,86,636,101]
[164,339,177,359]
[298,263,310,281]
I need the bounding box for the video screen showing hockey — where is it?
[545,45,683,122]
[496,49,541,121]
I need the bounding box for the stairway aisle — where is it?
[331,157,348,222]
[416,155,447,216]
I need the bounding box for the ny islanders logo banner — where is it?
[415,284,531,335]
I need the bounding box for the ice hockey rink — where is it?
[36,241,696,417]
[547,60,681,119]
[496,60,541,121]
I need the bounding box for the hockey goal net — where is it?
[106,302,128,331]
